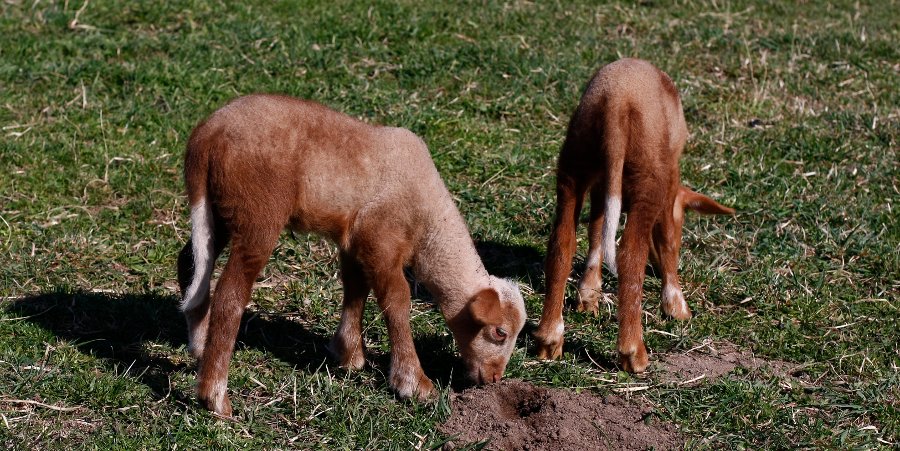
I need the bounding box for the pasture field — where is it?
[1,0,897,448]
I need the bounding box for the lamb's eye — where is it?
[494,327,508,340]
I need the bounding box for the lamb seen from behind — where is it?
[177,94,526,417]
[533,58,734,372]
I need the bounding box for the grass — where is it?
[1,0,897,448]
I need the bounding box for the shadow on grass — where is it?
[474,240,545,292]
[367,331,474,393]
[4,290,476,401]
[6,291,197,405]
[5,291,334,401]
[3,241,588,404]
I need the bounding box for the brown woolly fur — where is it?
[177,94,526,417]
[533,59,734,372]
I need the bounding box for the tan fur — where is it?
[176,94,526,417]
[533,59,734,372]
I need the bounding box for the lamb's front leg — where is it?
[328,252,369,370]
[371,265,435,400]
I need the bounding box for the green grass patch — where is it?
[2,0,897,448]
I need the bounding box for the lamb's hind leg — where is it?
[615,204,658,373]
[328,251,370,370]
[534,176,585,359]
[196,226,279,417]
[577,186,606,314]
[653,211,692,320]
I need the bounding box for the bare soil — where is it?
[656,341,792,385]
[438,379,682,450]
[440,342,797,449]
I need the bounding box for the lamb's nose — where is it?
[492,372,501,383]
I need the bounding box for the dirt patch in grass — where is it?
[656,341,793,385]
[438,379,682,450]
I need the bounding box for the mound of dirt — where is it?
[657,342,792,385]
[438,379,682,450]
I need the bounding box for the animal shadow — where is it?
[474,240,544,292]
[5,290,475,401]
[4,291,332,402]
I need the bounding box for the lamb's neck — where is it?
[414,207,489,320]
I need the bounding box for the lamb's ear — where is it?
[468,288,503,326]
[679,186,735,215]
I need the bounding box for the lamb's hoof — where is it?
[576,296,600,315]
[577,277,603,313]
[662,286,693,320]
[327,337,366,371]
[391,370,436,401]
[618,342,649,373]
[533,331,563,360]
[536,342,562,360]
[343,352,366,371]
[665,305,693,321]
[199,387,233,418]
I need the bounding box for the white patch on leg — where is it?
[211,378,227,400]
[182,198,215,312]
[208,377,229,412]
[601,195,621,276]
[550,320,566,344]
[188,320,208,358]
[663,283,688,317]
[586,245,601,270]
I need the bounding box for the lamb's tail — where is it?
[601,191,621,277]
[181,198,215,312]
[600,119,626,277]
[180,128,215,312]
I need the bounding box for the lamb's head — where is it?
[448,277,526,385]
